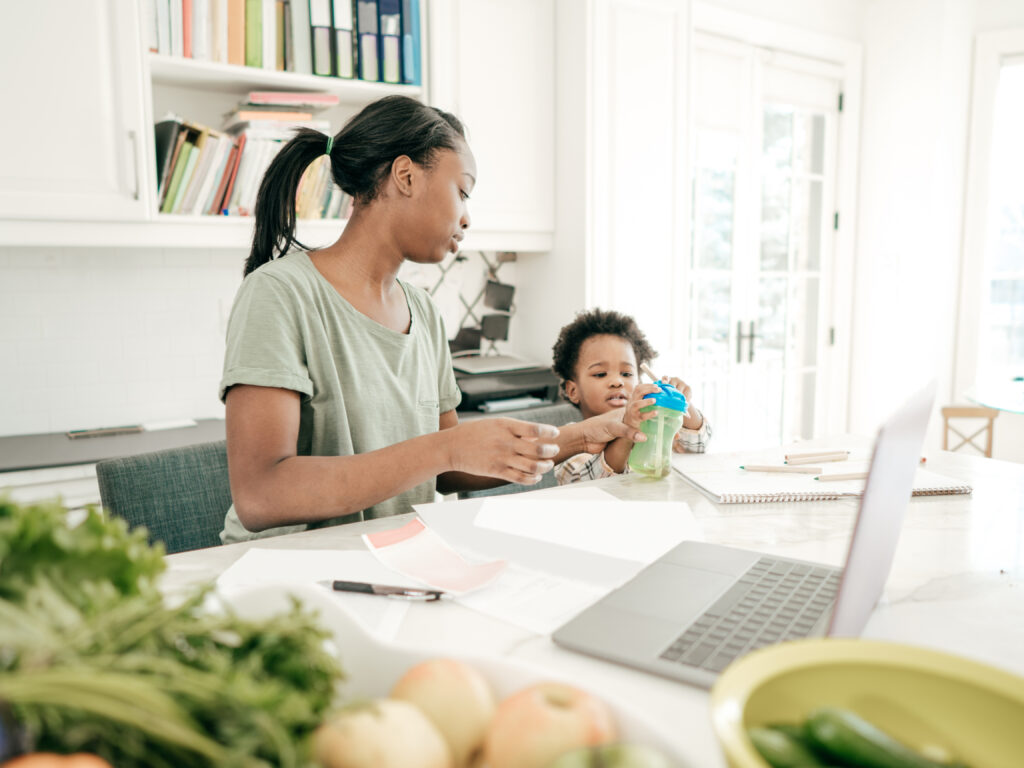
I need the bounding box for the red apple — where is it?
[483,682,617,768]
[390,658,497,768]
[312,698,453,768]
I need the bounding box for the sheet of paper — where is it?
[417,488,701,589]
[215,548,412,639]
[474,498,703,564]
[363,517,507,595]
[455,562,608,635]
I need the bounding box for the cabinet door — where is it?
[429,0,554,239]
[0,0,149,221]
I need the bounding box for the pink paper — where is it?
[363,517,507,595]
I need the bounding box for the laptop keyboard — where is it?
[659,557,841,674]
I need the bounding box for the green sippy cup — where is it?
[627,381,688,478]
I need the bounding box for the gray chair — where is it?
[96,440,231,554]
[458,402,580,499]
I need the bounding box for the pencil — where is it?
[786,452,849,465]
[814,472,869,482]
[740,465,823,474]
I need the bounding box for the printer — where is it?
[455,366,560,412]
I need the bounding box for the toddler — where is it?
[550,309,712,484]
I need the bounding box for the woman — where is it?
[220,96,641,543]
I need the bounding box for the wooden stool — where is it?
[941,405,999,458]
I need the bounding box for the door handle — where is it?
[737,321,762,363]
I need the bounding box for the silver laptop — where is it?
[552,381,937,688]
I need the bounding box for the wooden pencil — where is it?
[814,472,870,482]
[740,465,822,474]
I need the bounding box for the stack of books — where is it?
[154,91,351,218]
[144,0,421,85]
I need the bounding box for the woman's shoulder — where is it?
[240,253,320,297]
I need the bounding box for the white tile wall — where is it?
[0,246,517,438]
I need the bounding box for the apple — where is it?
[312,698,453,768]
[390,658,497,768]
[483,682,617,768]
[544,743,674,768]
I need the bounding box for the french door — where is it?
[686,33,844,449]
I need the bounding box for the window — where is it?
[978,60,1024,379]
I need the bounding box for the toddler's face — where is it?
[565,334,639,419]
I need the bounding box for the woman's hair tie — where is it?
[325,135,334,156]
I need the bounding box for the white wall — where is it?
[852,0,1024,459]
[0,247,241,437]
[0,246,510,438]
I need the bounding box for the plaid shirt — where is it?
[555,408,712,485]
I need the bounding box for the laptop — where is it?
[551,381,937,688]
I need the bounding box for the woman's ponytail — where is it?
[244,95,466,277]
[245,128,331,276]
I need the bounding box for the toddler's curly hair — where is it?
[551,308,657,400]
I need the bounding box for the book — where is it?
[378,0,401,84]
[275,0,287,70]
[223,109,314,131]
[244,90,338,108]
[200,136,236,214]
[183,0,194,57]
[216,133,248,214]
[288,0,312,74]
[262,0,277,70]
[331,0,355,78]
[400,0,420,85]
[192,0,210,60]
[671,449,973,504]
[309,0,333,76]
[170,0,184,56]
[170,126,209,212]
[245,0,262,67]
[161,140,194,213]
[355,0,379,81]
[211,0,229,63]
[227,0,246,65]
[153,115,184,199]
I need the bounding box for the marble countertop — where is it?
[163,440,1024,767]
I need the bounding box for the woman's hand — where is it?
[623,383,661,431]
[574,408,647,455]
[446,418,561,485]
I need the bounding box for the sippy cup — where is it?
[628,381,688,478]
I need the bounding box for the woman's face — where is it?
[564,334,639,419]
[402,141,476,264]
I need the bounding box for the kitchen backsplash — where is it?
[0,247,516,437]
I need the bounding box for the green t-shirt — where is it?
[218,252,461,544]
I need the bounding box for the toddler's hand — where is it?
[660,375,704,447]
[623,383,662,431]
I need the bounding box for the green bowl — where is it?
[710,638,1024,768]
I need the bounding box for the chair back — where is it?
[458,402,580,499]
[941,405,999,458]
[96,440,231,554]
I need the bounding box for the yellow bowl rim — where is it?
[709,638,1024,768]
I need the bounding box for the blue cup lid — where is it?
[642,381,688,413]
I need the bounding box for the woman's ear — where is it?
[391,155,415,197]
[564,380,580,404]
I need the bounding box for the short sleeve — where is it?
[219,271,315,403]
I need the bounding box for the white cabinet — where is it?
[428,0,554,251]
[0,0,149,222]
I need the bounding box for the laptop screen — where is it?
[828,381,936,636]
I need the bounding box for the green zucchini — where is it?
[747,725,829,767]
[804,707,969,768]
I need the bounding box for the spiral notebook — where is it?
[671,449,972,504]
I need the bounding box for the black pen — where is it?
[331,580,445,601]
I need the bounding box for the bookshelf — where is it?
[0,0,554,253]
